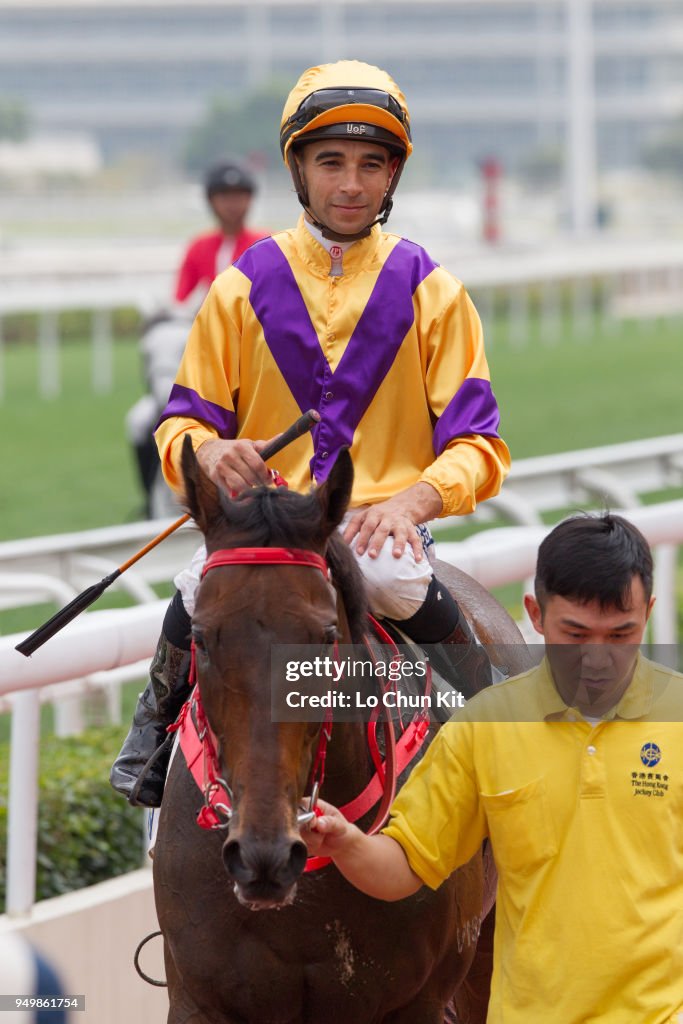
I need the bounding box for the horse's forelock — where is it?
[214,486,367,643]
[218,485,326,548]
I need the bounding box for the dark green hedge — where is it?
[0,727,145,907]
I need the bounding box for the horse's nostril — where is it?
[289,840,308,878]
[223,837,309,889]
[223,839,250,883]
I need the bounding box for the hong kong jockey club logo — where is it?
[330,245,343,260]
[640,742,661,767]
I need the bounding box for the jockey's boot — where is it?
[433,603,493,700]
[390,576,493,701]
[110,592,192,808]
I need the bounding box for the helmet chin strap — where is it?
[289,149,399,243]
[299,195,393,243]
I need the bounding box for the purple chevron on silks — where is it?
[432,377,501,456]
[238,237,438,481]
[157,383,237,438]
[237,240,327,413]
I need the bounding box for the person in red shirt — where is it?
[174,158,269,305]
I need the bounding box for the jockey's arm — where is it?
[342,481,443,561]
[306,799,423,901]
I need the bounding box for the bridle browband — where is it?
[202,547,329,579]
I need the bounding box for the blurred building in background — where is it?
[0,0,682,246]
[0,0,680,179]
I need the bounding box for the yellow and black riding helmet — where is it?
[280,60,413,240]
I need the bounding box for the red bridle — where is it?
[202,547,330,579]
[173,544,431,869]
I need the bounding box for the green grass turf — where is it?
[486,316,683,460]
[1,316,681,547]
[0,336,146,542]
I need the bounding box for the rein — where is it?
[172,544,432,870]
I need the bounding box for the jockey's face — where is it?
[295,138,399,237]
[524,575,654,718]
[208,189,253,236]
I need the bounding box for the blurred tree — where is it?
[516,143,563,190]
[183,81,288,175]
[0,97,30,140]
[641,116,683,180]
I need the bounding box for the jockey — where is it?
[111,60,511,808]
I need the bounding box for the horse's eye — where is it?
[192,628,207,654]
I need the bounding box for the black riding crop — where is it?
[15,409,321,657]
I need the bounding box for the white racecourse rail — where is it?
[1,499,682,921]
[2,237,683,401]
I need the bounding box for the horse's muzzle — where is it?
[222,835,308,909]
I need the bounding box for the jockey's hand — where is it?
[196,437,273,495]
[302,798,354,857]
[343,483,443,561]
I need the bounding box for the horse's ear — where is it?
[180,433,221,534]
[317,447,354,534]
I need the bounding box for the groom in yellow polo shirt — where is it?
[308,512,683,1024]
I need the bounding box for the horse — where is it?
[152,438,533,1024]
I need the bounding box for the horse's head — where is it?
[180,435,355,909]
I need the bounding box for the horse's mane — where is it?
[219,485,368,644]
[326,533,368,645]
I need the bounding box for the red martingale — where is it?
[171,546,432,870]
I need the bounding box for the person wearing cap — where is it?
[174,158,269,306]
[305,512,683,1024]
[111,60,510,808]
